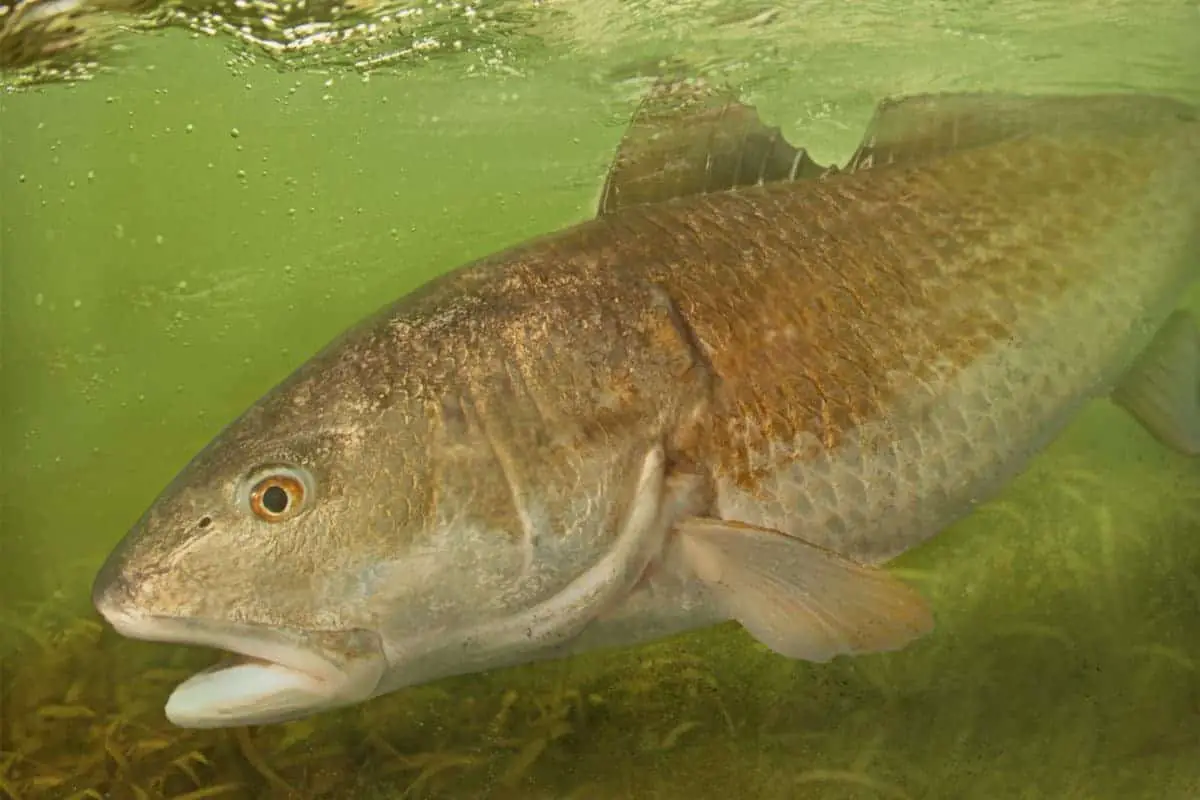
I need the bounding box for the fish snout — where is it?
[91,549,144,633]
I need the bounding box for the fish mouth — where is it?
[96,605,387,729]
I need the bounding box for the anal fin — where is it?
[1112,309,1200,456]
[673,517,933,662]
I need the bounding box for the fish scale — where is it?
[92,80,1200,728]
[573,131,1196,561]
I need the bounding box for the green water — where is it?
[2,2,1200,797]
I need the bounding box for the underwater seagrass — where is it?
[90,77,1200,730]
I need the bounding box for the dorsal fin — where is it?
[845,92,1197,172]
[596,78,830,216]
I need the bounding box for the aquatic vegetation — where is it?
[0,605,741,799]
[3,433,1200,798]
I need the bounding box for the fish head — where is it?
[90,354,641,729]
[89,386,430,729]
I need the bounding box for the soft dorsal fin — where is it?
[846,93,1035,172]
[845,92,1197,172]
[597,78,830,216]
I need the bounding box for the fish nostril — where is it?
[197,516,213,530]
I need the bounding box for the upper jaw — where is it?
[95,605,388,728]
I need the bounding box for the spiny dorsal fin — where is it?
[597,78,830,217]
[846,92,1198,172]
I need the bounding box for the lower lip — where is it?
[164,659,324,728]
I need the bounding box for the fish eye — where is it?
[246,468,311,522]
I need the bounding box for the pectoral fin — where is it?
[674,518,933,662]
[1112,309,1200,456]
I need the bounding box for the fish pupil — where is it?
[263,485,289,514]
